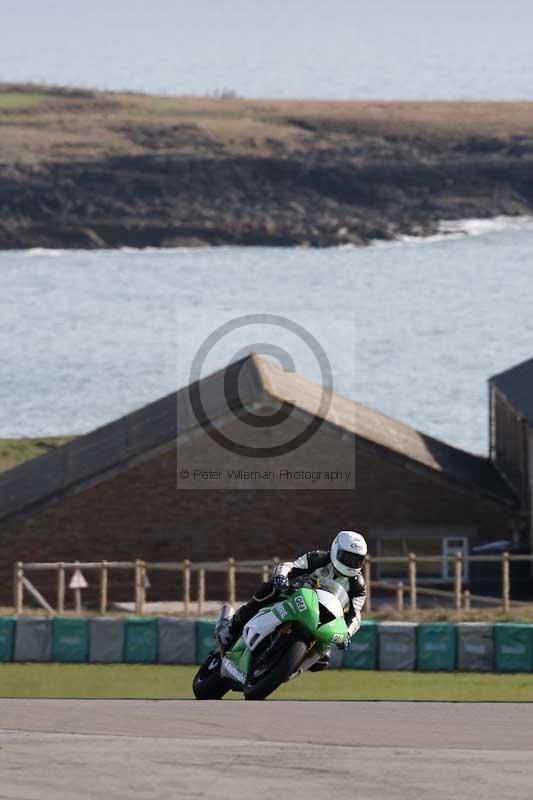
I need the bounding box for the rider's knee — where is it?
[253,581,277,602]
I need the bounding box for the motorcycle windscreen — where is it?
[314,578,350,612]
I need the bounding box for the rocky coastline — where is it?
[1,85,532,249]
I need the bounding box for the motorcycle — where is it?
[192,576,350,701]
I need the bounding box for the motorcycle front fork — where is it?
[290,644,329,679]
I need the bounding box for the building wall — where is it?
[0,429,513,605]
[492,386,529,504]
[529,427,533,553]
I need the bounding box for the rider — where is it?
[219,530,368,669]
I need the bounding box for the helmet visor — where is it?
[336,547,365,571]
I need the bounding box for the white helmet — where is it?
[331,531,367,577]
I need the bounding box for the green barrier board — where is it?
[343,621,378,669]
[196,619,217,664]
[124,618,158,663]
[52,618,89,663]
[0,617,15,662]
[494,623,533,672]
[417,623,456,671]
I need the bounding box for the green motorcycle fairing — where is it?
[222,586,349,685]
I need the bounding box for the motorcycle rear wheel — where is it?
[193,652,231,700]
[244,637,308,701]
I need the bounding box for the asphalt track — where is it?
[0,699,532,799]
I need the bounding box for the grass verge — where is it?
[0,436,74,473]
[0,664,532,701]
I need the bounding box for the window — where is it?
[442,537,469,580]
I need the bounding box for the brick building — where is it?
[0,354,525,604]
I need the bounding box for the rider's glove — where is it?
[336,637,350,652]
[273,573,290,592]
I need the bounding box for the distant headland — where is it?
[1,83,532,249]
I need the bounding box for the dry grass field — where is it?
[2,84,533,164]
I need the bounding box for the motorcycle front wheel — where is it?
[243,636,308,701]
[193,651,231,700]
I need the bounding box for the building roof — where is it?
[490,356,533,425]
[253,356,513,503]
[0,354,515,522]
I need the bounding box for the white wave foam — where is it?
[25,248,68,257]
[371,233,453,248]
[439,215,533,236]
[371,215,533,248]
[20,245,210,257]
[118,245,211,254]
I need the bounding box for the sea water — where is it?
[1,219,532,454]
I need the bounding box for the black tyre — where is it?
[193,652,231,700]
[244,637,308,701]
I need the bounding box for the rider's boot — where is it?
[215,604,234,648]
[218,582,277,652]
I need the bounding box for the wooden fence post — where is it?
[74,586,82,613]
[396,581,404,612]
[73,559,86,613]
[454,552,463,612]
[227,558,236,605]
[139,561,146,615]
[14,562,24,614]
[364,556,372,612]
[100,561,108,615]
[183,559,191,617]
[502,551,510,612]
[408,553,417,611]
[134,560,142,615]
[463,589,471,610]
[57,562,65,614]
[197,568,205,615]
